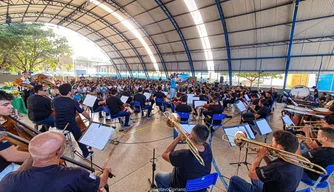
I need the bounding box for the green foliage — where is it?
[236,72,283,86]
[0,23,72,73]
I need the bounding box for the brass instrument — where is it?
[163,112,205,166]
[285,125,319,132]
[296,135,318,141]
[303,120,324,125]
[226,131,327,175]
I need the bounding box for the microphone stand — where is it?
[148,148,157,191]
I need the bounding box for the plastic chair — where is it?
[103,107,122,128]
[207,114,226,132]
[177,112,190,124]
[185,173,218,192]
[155,98,165,112]
[300,165,334,192]
[134,101,147,117]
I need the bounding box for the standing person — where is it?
[27,85,54,132]
[155,124,212,192]
[228,130,303,192]
[0,131,112,191]
[0,91,32,181]
[52,84,91,158]
[169,76,177,102]
[20,71,31,107]
[313,86,319,103]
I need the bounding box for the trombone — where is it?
[226,131,327,175]
[163,112,205,166]
[303,120,324,125]
[285,125,319,132]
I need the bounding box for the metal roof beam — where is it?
[99,0,304,40]
[104,0,168,79]
[216,0,232,85]
[155,0,195,77]
[283,0,300,90]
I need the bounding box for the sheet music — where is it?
[235,101,247,112]
[163,91,168,96]
[244,94,250,101]
[282,115,295,126]
[254,119,272,135]
[194,100,207,108]
[180,124,196,133]
[187,94,195,104]
[223,125,251,147]
[83,94,97,108]
[242,124,255,139]
[144,93,151,100]
[120,96,129,104]
[79,123,115,150]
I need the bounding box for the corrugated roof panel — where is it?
[144,23,164,35]
[209,35,226,49]
[212,50,227,59]
[169,42,187,52]
[229,31,256,46]
[166,0,190,16]
[157,44,174,53]
[159,30,181,42]
[297,0,334,20]
[156,19,175,32]
[261,59,285,71]
[290,57,320,71]
[294,18,334,39]
[187,38,205,50]
[123,1,146,16]
[151,34,169,44]
[214,61,228,71]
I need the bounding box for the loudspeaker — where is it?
[220,76,224,83]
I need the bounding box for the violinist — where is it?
[52,84,91,158]
[175,95,192,122]
[153,86,167,112]
[99,89,132,129]
[27,85,54,132]
[241,99,271,125]
[0,91,31,181]
[203,96,224,127]
[0,131,112,191]
[134,88,152,119]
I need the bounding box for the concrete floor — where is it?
[21,103,333,192]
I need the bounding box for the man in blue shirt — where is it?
[169,76,177,102]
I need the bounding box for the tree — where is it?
[236,72,283,87]
[0,23,72,73]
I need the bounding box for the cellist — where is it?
[0,90,32,181]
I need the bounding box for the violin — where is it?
[0,131,114,192]
[203,103,214,110]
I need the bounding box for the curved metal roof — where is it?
[1,0,334,79]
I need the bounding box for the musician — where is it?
[297,128,334,183]
[311,101,334,116]
[134,88,152,119]
[90,87,109,119]
[99,89,132,129]
[203,96,224,127]
[27,85,54,132]
[169,75,177,102]
[20,71,31,107]
[250,94,260,111]
[312,86,319,102]
[154,86,167,112]
[155,124,212,192]
[242,99,271,124]
[228,130,303,192]
[175,95,192,122]
[0,91,31,180]
[52,84,91,158]
[0,131,111,191]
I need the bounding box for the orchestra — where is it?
[0,72,333,192]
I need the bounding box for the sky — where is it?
[45,23,109,61]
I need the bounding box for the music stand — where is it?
[253,119,273,143]
[234,100,247,113]
[79,123,115,170]
[223,124,254,174]
[148,149,157,191]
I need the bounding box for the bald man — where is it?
[0,131,111,192]
[0,90,31,181]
